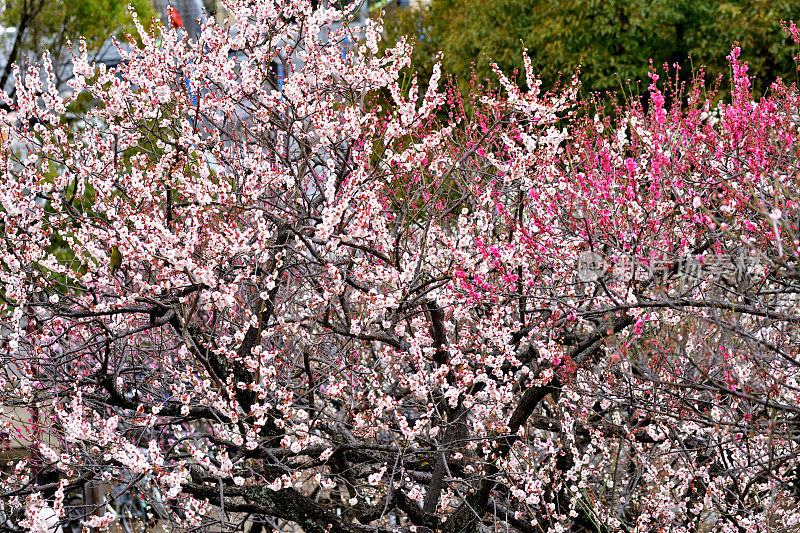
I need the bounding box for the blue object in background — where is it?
[185,75,197,105]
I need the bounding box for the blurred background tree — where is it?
[0,0,155,97]
[382,0,800,100]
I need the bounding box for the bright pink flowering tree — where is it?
[2,2,800,532]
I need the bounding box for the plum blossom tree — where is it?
[2,1,800,532]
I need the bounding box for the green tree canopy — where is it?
[383,0,800,100]
[0,0,155,95]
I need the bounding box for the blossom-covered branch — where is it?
[2,2,800,532]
